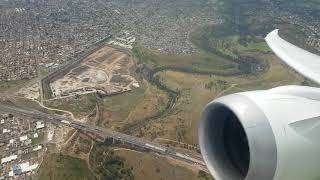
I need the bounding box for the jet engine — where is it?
[199,85,320,180]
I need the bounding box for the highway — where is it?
[0,104,207,172]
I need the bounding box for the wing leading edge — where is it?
[265,29,320,84]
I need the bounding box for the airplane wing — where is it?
[265,29,320,84]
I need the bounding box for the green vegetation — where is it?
[190,24,272,56]
[99,87,146,125]
[114,148,202,180]
[198,170,214,180]
[189,25,270,75]
[73,134,93,155]
[95,79,169,133]
[242,41,272,53]
[133,45,239,76]
[39,67,50,77]
[37,153,96,180]
[212,0,319,54]
[44,93,97,118]
[125,37,268,135]
[0,79,31,93]
[151,50,303,144]
[89,143,134,180]
[32,132,45,145]
[2,96,52,114]
[191,31,271,58]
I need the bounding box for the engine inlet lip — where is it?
[199,94,277,180]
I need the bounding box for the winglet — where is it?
[265,29,320,84]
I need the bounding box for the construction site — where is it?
[48,46,139,100]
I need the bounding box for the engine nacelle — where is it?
[199,85,320,180]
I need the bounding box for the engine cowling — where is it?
[199,86,320,180]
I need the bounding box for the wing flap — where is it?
[265,29,320,84]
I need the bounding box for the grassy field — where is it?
[113,149,212,180]
[44,93,98,119]
[188,25,272,77]
[32,132,45,145]
[130,22,305,145]
[189,24,273,58]
[97,78,169,131]
[37,153,96,180]
[1,96,54,114]
[134,51,304,146]
[0,79,32,93]
[88,144,212,180]
[133,45,240,75]
[89,144,134,180]
[240,41,271,53]
[61,132,93,157]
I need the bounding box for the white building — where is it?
[132,82,140,88]
[19,162,39,173]
[2,129,10,134]
[36,121,45,129]
[1,155,18,164]
[33,145,42,152]
[9,139,15,144]
[33,133,38,138]
[19,135,28,141]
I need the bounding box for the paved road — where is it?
[0,104,207,172]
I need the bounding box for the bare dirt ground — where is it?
[15,82,40,100]
[50,46,139,99]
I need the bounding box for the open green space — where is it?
[37,153,96,180]
[114,148,211,180]
[38,67,50,77]
[133,45,240,76]
[44,93,98,119]
[0,79,32,93]
[98,80,169,131]
[32,132,45,145]
[198,170,214,180]
[209,0,319,54]
[189,23,273,59]
[89,143,134,180]
[150,56,303,145]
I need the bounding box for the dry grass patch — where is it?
[135,53,304,146]
[113,149,202,180]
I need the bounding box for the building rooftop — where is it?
[1,155,18,164]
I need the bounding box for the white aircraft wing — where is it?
[265,29,320,84]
